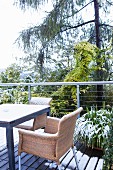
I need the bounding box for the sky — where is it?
[0,0,52,69]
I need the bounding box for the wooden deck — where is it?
[0,128,104,170]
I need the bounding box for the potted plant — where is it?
[74,108,111,149]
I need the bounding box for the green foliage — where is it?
[0,64,30,104]
[51,85,77,117]
[0,87,28,104]
[47,67,70,82]
[103,108,113,170]
[0,89,14,104]
[51,41,99,116]
[65,41,99,81]
[0,64,21,83]
[13,87,29,104]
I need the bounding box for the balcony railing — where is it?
[0,81,113,116]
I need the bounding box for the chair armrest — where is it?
[18,129,58,158]
[18,129,58,139]
[18,129,58,155]
[44,116,60,134]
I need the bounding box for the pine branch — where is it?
[61,20,95,32]
[100,23,113,28]
[106,0,113,6]
[76,0,94,14]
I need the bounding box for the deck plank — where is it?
[95,159,104,170]
[78,145,93,169]
[60,150,75,169]
[85,157,98,170]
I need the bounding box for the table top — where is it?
[0,104,50,124]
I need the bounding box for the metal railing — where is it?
[0,81,113,115]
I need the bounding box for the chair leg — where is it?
[18,155,21,170]
[72,147,79,170]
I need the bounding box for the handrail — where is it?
[0,81,113,86]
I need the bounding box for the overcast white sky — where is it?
[0,0,52,69]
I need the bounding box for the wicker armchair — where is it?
[16,97,52,130]
[18,107,83,170]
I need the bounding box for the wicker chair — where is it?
[18,107,83,170]
[16,97,52,130]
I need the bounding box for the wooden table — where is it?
[0,104,50,170]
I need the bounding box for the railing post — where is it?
[77,85,80,108]
[28,85,31,103]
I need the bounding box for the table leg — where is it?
[6,126,15,170]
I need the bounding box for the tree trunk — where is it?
[94,0,103,109]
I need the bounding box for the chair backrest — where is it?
[30,97,52,130]
[56,107,83,158]
[29,97,52,105]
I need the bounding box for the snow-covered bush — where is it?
[74,108,111,149]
